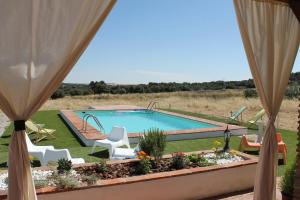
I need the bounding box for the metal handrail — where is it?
[146,101,155,110]
[81,113,105,132]
[147,101,159,111]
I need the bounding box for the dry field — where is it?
[41,90,299,131]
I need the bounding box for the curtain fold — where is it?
[0,0,116,199]
[289,0,300,22]
[233,0,300,199]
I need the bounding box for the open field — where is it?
[41,90,299,131]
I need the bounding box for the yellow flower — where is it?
[28,155,34,161]
[211,147,217,152]
[213,140,221,146]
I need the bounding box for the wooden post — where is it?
[293,102,300,199]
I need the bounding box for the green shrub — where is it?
[82,89,93,96]
[51,89,65,99]
[57,158,72,174]
[53,174,79,189]
[34,180,49,189]
[244,89,257,98]
[69,89,83,96]
[171,152,189,170]
[280,160,296,197]
[186,153,213,167]
[139,128,166,165]
[82,174,98,185]
[285,85,299,99]
[95,160,108,174]
[187,154,199,164]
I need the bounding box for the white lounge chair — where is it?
[111,144,140,160]
[42,149,85,166]
[91,126,130,159]
[25,133,55,163]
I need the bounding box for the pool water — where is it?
[75,110,218,134]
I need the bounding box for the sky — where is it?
[65,0,300,84]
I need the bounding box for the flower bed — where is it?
[76,151,243,179]
[0,150,258,200]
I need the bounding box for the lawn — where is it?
[0,109,298,176]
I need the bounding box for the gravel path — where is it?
[0,112,9,137]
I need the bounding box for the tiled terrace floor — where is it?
[221,179,282,200]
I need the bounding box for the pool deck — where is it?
[60,105,247,146]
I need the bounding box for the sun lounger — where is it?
[228,106,247,124]
[111,144,140,160]
[276,133,287,165]
[247,109,265,128]
[25,133,55,164]
[26,120,55,142]
[239,133,287,165]
[239,135,261,152]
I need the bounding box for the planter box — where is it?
[0,151,258,200]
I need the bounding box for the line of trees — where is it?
[51,72,300,99]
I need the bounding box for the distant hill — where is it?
[51,72,300,99]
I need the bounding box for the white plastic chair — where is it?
[42,149,85,166]
[25,133,55,163]
[91,126,130,159]
[111,143,140,160]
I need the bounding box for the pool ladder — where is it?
[81,113,105,133]
[147,101,159,111]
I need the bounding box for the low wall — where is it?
[0,151,257,200]
[38,164,256,200]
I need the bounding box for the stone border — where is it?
[60,105,247,146]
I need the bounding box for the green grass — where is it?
[0,109,298,176]
[162,108,298,176]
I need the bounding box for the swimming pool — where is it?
[75,110,217,134]
[60,106,247,146]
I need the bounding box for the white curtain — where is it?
[233,0,300,199]
[0,0,116,199]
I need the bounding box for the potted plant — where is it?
[280,160,296,200]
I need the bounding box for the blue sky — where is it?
[65,0,300,84]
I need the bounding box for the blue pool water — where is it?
[75,110,218,134]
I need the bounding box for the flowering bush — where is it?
[171,152,189,170]
[135,151,151,175]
